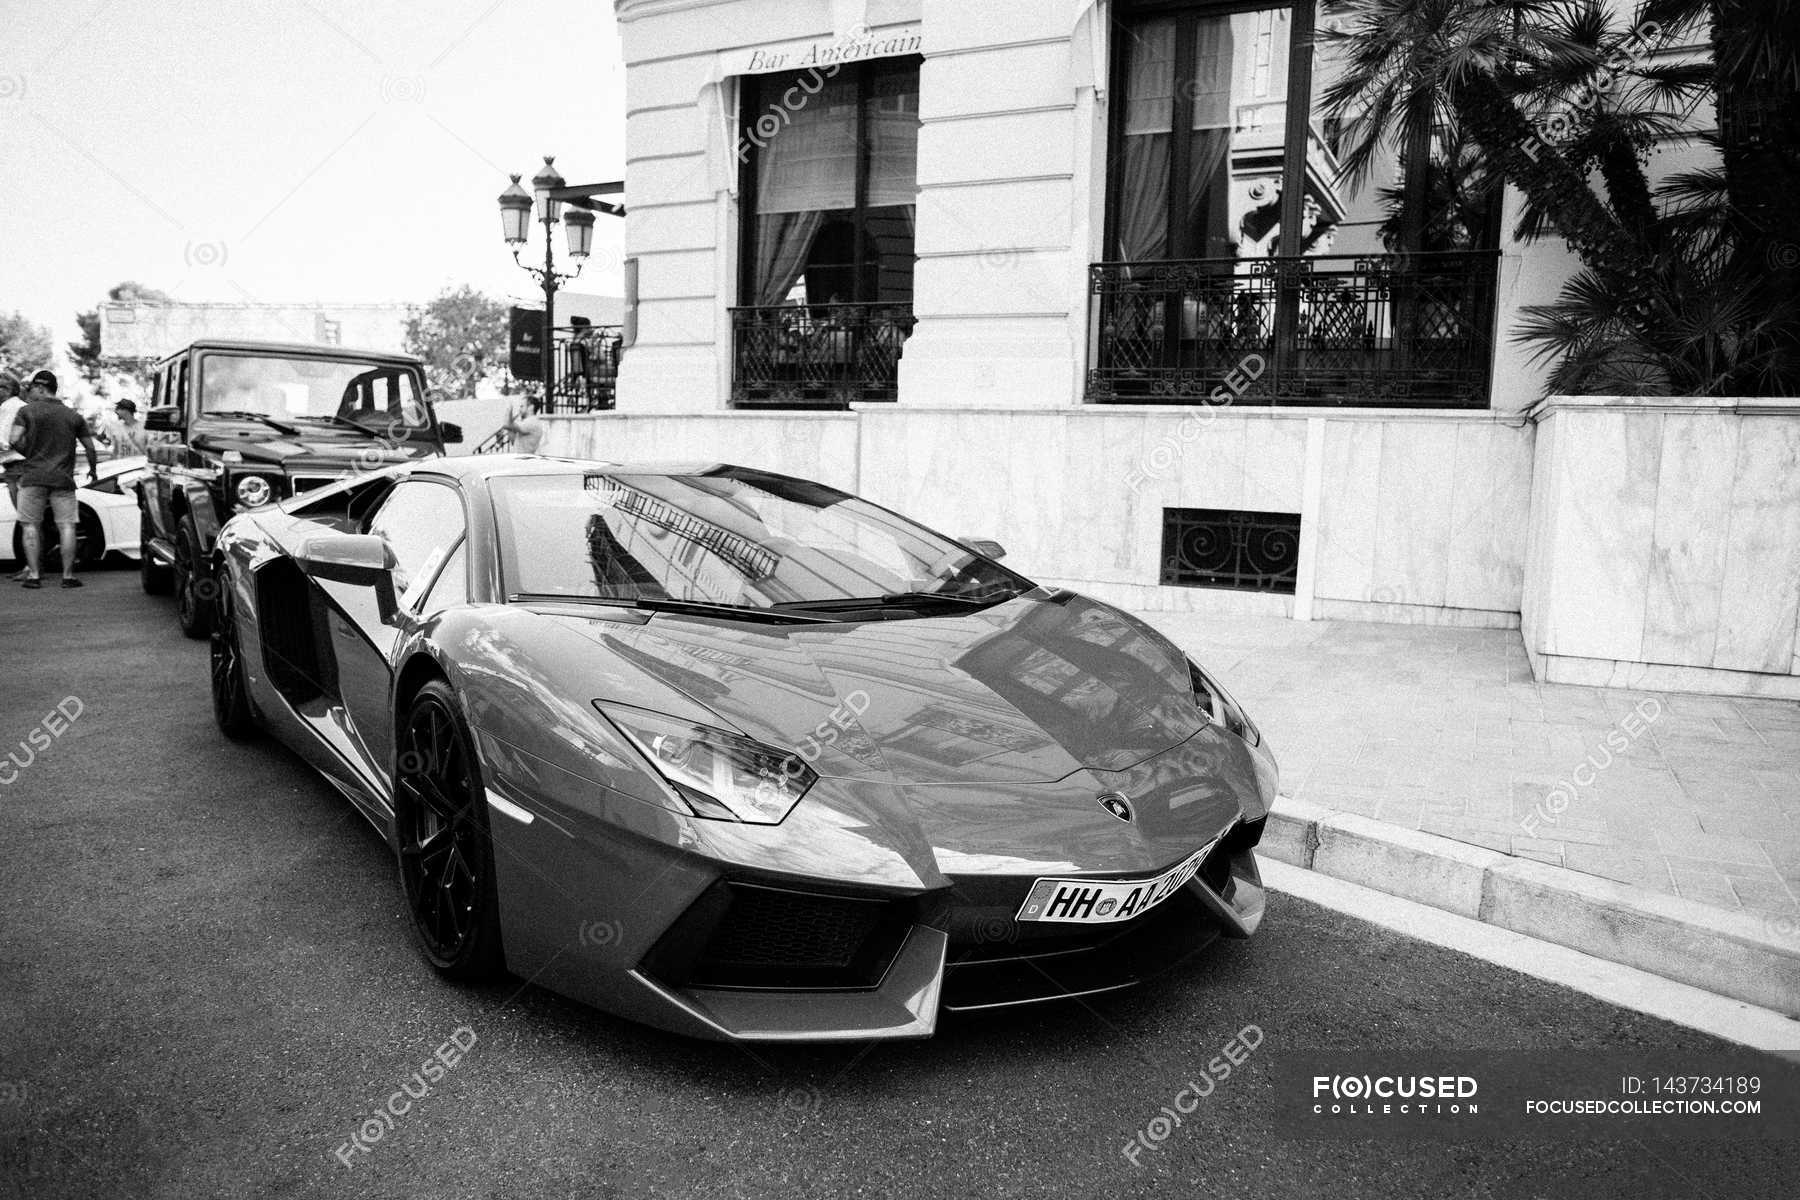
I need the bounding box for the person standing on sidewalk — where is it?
[102,398,149,459]
[0,375,25,581]
[8,370,99,590]
[500,394,546,454]
[0,375,24,504]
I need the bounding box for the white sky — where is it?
[0,0,628,351]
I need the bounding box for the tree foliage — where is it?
[0,311,55,379]
[1321,0,1800,396]
[69,282,178,392]
[403,285,509,401]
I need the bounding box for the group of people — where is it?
[2,370,103,589]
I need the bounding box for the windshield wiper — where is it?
[772,589,1016,612]
[205,410,301,435]
[508,593,835,625]
[298,414,422,438]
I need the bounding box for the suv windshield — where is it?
[493,468,1028,612]
[197,353,429,430]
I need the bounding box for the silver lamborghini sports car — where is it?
[208,456,1276,1041]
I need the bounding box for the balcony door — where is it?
[1110,5,1292,263]
[734,57,920,406]
[1094,1,1503,408]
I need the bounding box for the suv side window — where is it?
[365,479,467,606]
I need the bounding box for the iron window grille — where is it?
[1161,507,1301,593]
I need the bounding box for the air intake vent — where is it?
[1161,507,1300,594]
[643,881,913,992]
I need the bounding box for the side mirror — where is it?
[297,534,397,620]
[144,406,183,433]
[961,537,1007,561]
[438,422,463,445]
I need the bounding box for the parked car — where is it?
[207,456,1276,1042]
[138,339,461,638]
[2,456,149,569]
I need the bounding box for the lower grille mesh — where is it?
[706,885,883,971]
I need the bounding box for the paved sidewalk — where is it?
[1133,610,1800,923]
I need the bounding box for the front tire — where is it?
[174,515,215,639]
[394,681,505,981]
[209,564,257,739]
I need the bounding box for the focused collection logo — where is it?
[1312,1074,1480,1116]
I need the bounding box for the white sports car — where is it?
[1,456,148,567]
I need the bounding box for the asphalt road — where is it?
[2,570,1796,1200]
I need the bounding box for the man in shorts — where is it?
[8,370,100,589]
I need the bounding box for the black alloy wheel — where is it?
[394,681,505,980]
[174,515,215,639]
[209,565,257,738]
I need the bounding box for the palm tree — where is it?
[1319,0,1796,394]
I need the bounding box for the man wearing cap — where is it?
[103,398,149,459]
[8,370,99,589]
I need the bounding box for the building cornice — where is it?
[616,0,751,24]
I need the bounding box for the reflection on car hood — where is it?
[561,590,1208,786]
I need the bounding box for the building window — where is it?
[1110,6,1294,263]
[732,57,921,407]
[1092,1,1501,408]
[1161,507,1300,594]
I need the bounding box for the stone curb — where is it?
[1264,796,1800,1018]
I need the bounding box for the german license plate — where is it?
[1015,840,1218,925]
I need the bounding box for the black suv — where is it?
[138,339,461,637]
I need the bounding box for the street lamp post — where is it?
[496,158,620,407]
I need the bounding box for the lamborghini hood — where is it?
[565,590,1210,787]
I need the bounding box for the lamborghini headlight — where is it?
[594,702,816,825]
[1188,659,1260,746]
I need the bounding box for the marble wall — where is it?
[1523,397,1800,697]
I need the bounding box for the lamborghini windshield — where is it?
[197,353,429,430]
[492,468,1027,611]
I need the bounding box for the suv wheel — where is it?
[140,511,173,594]
[174,516,215,639]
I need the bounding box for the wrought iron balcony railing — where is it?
[1087,251,1500,408]
[730,302,916,408]
[545,324,623,413]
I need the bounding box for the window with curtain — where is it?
[739,57,921,307]
[1108,4,1292,262]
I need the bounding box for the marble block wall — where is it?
[542,411,863,494]
[1522,397,1800,698]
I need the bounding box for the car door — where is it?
[313,476,468,790]
[147,357,189,540]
